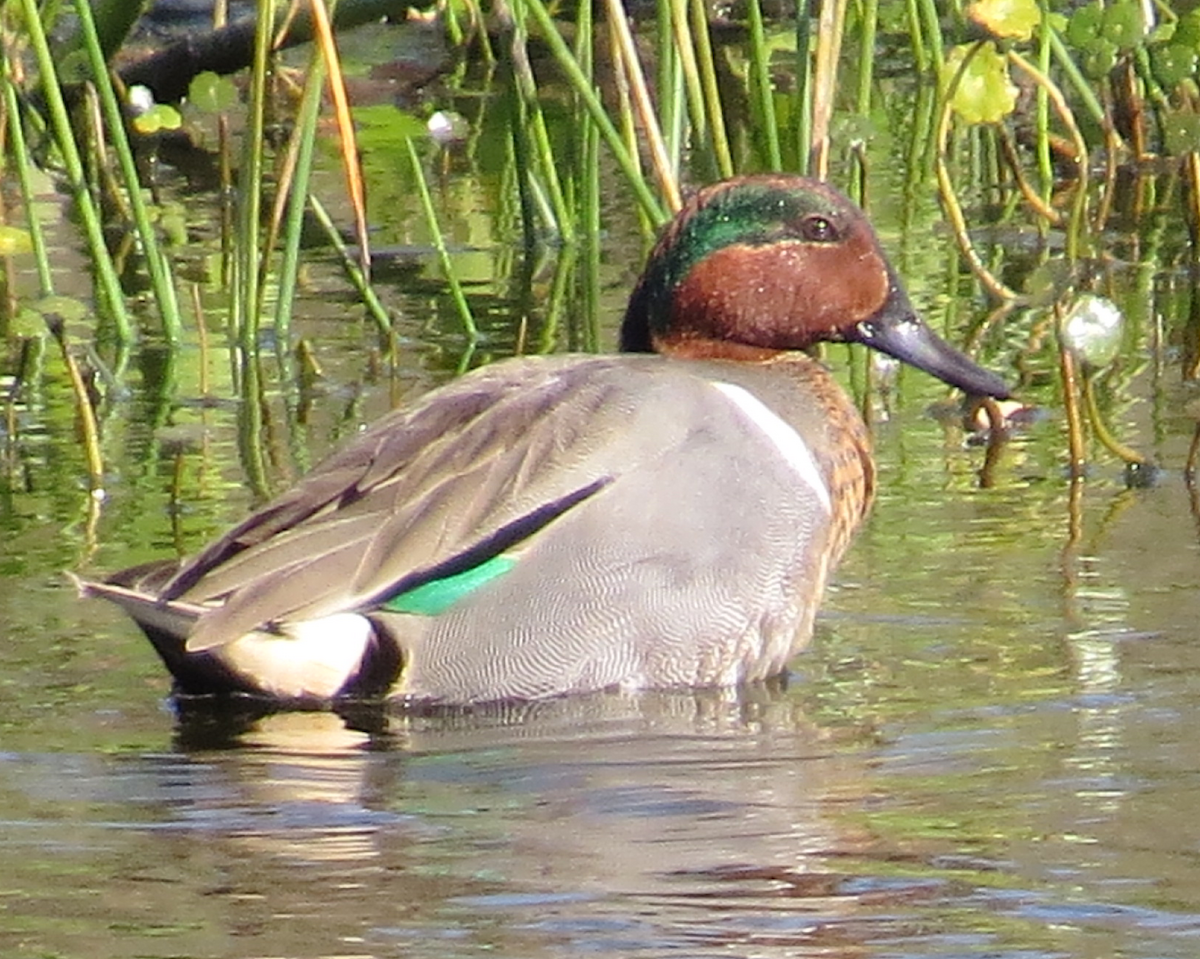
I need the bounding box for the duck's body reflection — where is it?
[156,686,874,957]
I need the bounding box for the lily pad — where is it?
[968,0,1040,42]
[133,104,183,135]
[1162,112,1200,154]
[0,225,33,256]
[1151,43,1198,89]
[10,306,47,338]
[188,72,241,114]
[1079,38,1119,80]
[1174,9,1200,50]
[1068,1,1145,52]
[944,43,1018,125]
[1066,4,1104,47]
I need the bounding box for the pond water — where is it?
[5,15,1200,959]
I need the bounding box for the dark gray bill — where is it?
[856,281,1011,399]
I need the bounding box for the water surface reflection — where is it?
[3,688,885,957]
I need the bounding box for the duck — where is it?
[80,174,1010,707]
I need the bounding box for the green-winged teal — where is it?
[81,174,1010,705]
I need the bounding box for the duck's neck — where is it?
[648,334,785,362]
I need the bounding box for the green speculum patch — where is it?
[380,554,519,616]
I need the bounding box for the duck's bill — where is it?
[856,284,1011,399]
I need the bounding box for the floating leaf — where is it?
[133,104,183,135]
[1162,112,1200,154]
[1174,9,1200,50]
[188,71,240,113]
[1101,1,1144,50]
[0,225,33,256]
[944,43,1019,125]
[354,104,433,152]
[11,306,46,338]
[34,295,89,323]
[1151,43,1198,89]
[968,0,1040,41]
[1066,4,1104,47]
[1079,38,1119,79]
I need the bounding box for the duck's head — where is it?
[620,175,1010,399]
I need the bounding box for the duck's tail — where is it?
[73,569,403,703]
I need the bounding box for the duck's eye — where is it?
[800,215,838,243]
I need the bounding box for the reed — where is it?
[6,0,1200,490]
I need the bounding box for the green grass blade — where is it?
[16,0,132,340]
[522,0,666,224]
[273,53,328,346]
[689,0,732,177]
[234,0,274,347]
[2,73,54,297]
[746,0,781,170]
[74,0,183,343]
[405,137,478,341]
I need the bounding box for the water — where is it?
[6,17,1200,959]
[6,369,1200,958]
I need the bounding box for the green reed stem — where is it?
[542,237,577,352]
[236,350,271,499]
[576,0,601,353]
[74,0,183,343]
[3,76,53,296]
[746,0,781,170]
[581,125,601,353]
[794,10,812,173]
[856,0,878,116]
[405,137,478,341]
[668,0,708,157]
[662,43,686,180]
[17,0,132,340]
[1046,26,1108,132]
[307,194,393,335]
[504,0,572,239]
[273,53,327,346]
[689,0,733,178]
[234,0,274,347]
[521,0,666,224]
[904,0,928,73]
[1035,8,1053,200]
[655,0,683,172]
[603,0,680,210]
[915,0,944,79]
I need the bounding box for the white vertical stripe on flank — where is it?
[710,381,832,514]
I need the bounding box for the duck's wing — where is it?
[160,356,676,652]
